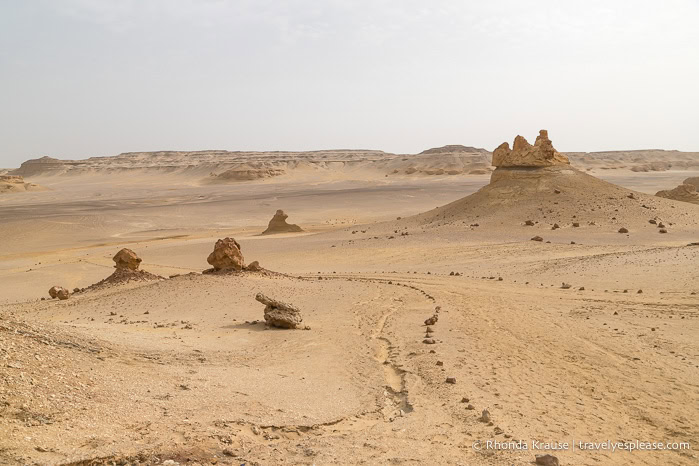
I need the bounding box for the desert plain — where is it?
[1,134,698,466]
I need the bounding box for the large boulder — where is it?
[113,248,142,270]
[655,183,699,204]
[48,286,70,300]
[492,130,570,168]
[207,238,245,271]
[262,210,304,235]
[255,293,304,329]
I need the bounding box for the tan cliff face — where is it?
[492,130,570,168]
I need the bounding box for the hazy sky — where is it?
[1,0,698,167]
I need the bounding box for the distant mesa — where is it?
[11,156,64,177]
[262,210,304,235]
[419,145,489,155]
[0,175,47,193]
[492,130,570,168]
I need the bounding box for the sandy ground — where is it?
[1,167,698,465]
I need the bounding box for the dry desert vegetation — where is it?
[1,131,698,466]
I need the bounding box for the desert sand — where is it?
[1,133,698,466]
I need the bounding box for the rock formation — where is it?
[655,183,699,204]
[113,248,142,270]
[84,248,163,291]
[207,237,245,271]
[262,210,304,235]
[492,130,570,168]
[48,286,70,300]
[255,293,304,329]
[0,175,47,194]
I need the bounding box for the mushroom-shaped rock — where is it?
[113,248,142,270]
[207,238,245,271]
[492,130,570,168]
[255,293,304,329]
[262,210,304,235]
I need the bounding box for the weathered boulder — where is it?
[492,130,569,168]
[113,248,142,270]
[255,293,304,329]
[49,286,70,300]
[262,210,304,235]
[207,238,245,271]
[655,183,699,204]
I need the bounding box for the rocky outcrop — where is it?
[492,130,569,168]
[113,248,142,270]
[255,293,305,329]
[262,210,303,235]
[0,175,47,194]
[655,183,699,204]
[207,238,245,271]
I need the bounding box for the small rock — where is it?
[618,227,629,233]
[246,260,262,271]
[466,404,475,410]
[531,236,544,242]
[525,220,535,226]
[423,338,436,344]
[436,361,444,366]
[480,409,491,423]
[445,377,456,384]
[535,454,560,466]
